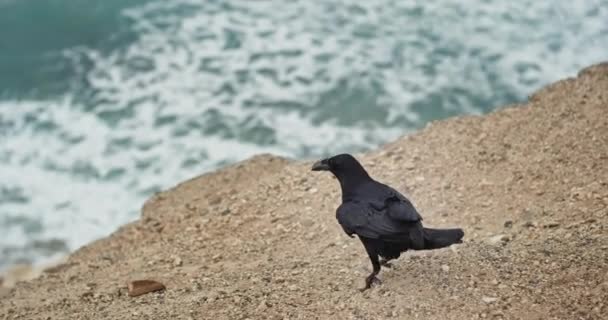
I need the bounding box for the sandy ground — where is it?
[1,63,607,320]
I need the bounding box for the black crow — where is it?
[312,153,464,290]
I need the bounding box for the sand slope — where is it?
[1,63,607,320]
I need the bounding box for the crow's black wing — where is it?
[335,202,367,237]
[384,185,423,222]
[336,201,423,244]
[364,183,422,223]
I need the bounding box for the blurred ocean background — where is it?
[1,0,607,270]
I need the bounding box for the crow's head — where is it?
[311,153,370,183]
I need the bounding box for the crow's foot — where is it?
[379,259,393,268]
[360,274,381,291]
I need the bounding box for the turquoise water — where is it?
[1,0,607,269]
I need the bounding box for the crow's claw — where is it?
[360,274,381,291]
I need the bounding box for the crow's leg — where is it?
[362,252,381,291]
[360,240,382,291]
[379,258,393,268]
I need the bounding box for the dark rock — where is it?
[209,197,222,205]
[127,280,166,297]
[543,221,560,228]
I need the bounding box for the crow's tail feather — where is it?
[422,227,464,249]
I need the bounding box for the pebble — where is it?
[256,300,270,312]
[301,219,315,227]
[173,256,183,267]
[488,234,510,245]
[481,296,498,304]
[305,232,316,240]
[543,221,560,228]
[209,197,222,205]
[441,265,450,273]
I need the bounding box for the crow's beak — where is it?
[311,160,330,171]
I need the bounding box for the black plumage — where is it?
[312,153,464,290]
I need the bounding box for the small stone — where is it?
[482,296,498,303]
[127,280,166,297]
[403,162,415,170]
[543,221,560,228]
[191,280,203,291]
[173,257,183,267]
[257,300,270,312]
[441,265,450,272]
[308,188,318,194]
[488,234,510,245]
[479,179,493,187]
[301,219,315,227]
[80,289,94,299]
[503,220,513,228]
[305,232,316,240]
[209,197,222,205]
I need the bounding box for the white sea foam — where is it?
[1,0,607,268]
